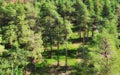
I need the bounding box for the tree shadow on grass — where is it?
[69,37,92,43]
[42,46,89,59]
[42,49,78,59]
[36,64,75,75]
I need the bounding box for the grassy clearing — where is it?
[45,42,81,51]
[45,58,81,66]
[36,31,88,74]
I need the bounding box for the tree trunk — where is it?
[79,30,82,39]
[50,36,53,58]
[30,59,36,75]
[92,25,97,37]
[11,54,14,75]
[57,38,60,66]
[92,29,94,37]
[86,29,89,42]
[33,64,36,75]
[105,51,109,75]
[65,47,68,68]
[83,30,86,46]
[11,62,14,75]
[77,29,81,58]
[82,29,86,58]
[65,33,68,68]
[57,23,60,66]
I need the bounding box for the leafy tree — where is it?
[0,1,43,74]
[102,0,113,19]
[74,0,90,58]
[40,1,57,58]
[64,20,72,67]
[55,0,73,67]
[89,30,120,75]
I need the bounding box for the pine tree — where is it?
[40,1,57,58]
[55,0,73,67]
[0,1,44,74]
[74,0,90,58]
[89,30,120,75]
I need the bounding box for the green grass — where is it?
[44,55,82,66]
[60,43,81,50]
[46,58,78,66]
[35,31,88,75]
[70,31,93,39]
[46,43,81,51]
[70,32,79,39]
[36,31,90,74]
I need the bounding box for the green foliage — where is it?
[89,30,120,75]
[0,0,120,74]
[0,1,43,74]
[75,0,90,27]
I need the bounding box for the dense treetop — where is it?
[0,0,120,75]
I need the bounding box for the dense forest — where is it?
[0,0,120,75]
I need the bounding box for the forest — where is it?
[0,0,120,75]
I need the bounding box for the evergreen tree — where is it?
[74,0,90,57]
[40,1,57,58]
[0,1,43,74]
[55,0,73,67]
[89,30,120,75]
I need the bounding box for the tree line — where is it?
[0,0,120,75]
